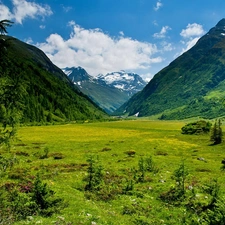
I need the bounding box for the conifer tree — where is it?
[210,119,223,145]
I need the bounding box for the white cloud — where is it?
[39,25,45,29]
[62,5,72,13]
[36,22,162,76]
[0,0,52,23]
[0,4,12,20]
[178,23,205,55]
[180,37,200,55]
[154,1,163,11]
[161,41,174,51]
[142,73,154,82]
[180,23,205,38]
[25,37,33,44]
[153,26,171,39]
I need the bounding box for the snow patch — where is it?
[104,72,135,84]
[62,69,73,76]
[114,84,125,90]
[122,73,135,81]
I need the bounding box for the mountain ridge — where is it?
[115,18,225,119]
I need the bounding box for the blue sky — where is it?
[1,0,225,80]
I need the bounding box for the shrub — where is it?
[84,156,104,191]
[160,161,189,202]
[124,150,136,157]
[31,174,65,216]
[0,174,66,222]
[50,152,64,160]
[181,120,212,134]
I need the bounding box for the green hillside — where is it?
[115,19,225,119]
[0,35,108,123]
[80,81,129,113]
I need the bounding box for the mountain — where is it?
[115,18,225,120]
[0,35,108,123]
[97,71,147,96]
[63,67,147,114]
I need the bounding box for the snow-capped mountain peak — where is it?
[62,66,147,113]
[97,71,147,93]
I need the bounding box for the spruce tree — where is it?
[210,119,222,145]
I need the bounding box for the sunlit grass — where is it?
[3,120,225,224]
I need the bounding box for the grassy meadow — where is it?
[1,120,225,224]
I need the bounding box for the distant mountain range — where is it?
[62,67,147,113]
[0,35,107,123]
[115,18,225,119]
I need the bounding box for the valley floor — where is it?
[1,120,225,224]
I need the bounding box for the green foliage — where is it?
[0,155,18,172]
[210,119,223,145]
[137,157,145,183]
[136,157,158,183]
[181,120,212,135]
[39,147,49,159]
[84,156,104,191]
[32,174,65,216]
[145,156,159,173]
[172,160,189,197]
[0,174,65,222]
[0,73,26,150]
[161,160,189,202]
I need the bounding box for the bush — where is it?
[181,120,212,134]
[0,174,66,222]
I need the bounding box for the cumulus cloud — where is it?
[0,0,52,23]
[36,21,162,76]
[153,26,171,39]
[154,1,163,11]
[180,23,205,38]
[179,23,205,54]
[0,4,12,19]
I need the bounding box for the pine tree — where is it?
[210,119,223,145]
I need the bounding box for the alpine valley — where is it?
[62,67,147,114]
[2,19,225,122]
[115,18,225,120]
